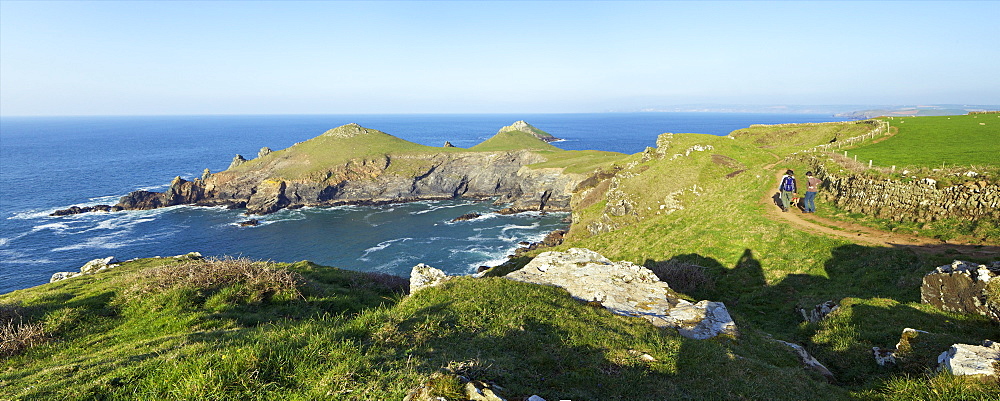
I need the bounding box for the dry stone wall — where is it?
[807,160,1000,223]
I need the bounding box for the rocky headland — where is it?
[52,121,605,216]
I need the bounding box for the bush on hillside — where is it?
[118,257,306,307]
[0,304,48,357]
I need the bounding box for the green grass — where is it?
[2,257,855,400]
[527,149,628,174]
[552,121,1000,398]
[468,130,561,152]
[5,119,999,400]
[850,114,1000,168]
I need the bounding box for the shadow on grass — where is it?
[644,244,999,389]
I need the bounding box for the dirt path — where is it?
[761,167,1000,259]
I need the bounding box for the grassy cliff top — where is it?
[2,256,853,400]
[468,129,562,152]
[227,123,583,180]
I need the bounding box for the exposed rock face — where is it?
[443,141,456,148]
[246,180,290,215]
[117,176,206,211]
[921,260,1000,322]
[257,147,272,158]
[799,300,839,323]
[50,256,118,282]
[103,124,587,216]
[409,263,452,293]
[937,340,1000,378]
[228,154,248,170]
[506,248,737,340]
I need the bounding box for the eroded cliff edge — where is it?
[68,121,620,216]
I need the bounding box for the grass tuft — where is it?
[0,304,48,357]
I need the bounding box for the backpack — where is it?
[781,176,795,192]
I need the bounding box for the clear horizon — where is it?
[2,1,998,116]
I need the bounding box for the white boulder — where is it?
[409,263,452,293]
[506,248,737,340]
[937,340,1000,378]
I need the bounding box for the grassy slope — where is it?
[2,257,848,400]
[850,114,1000,168]
[229,125,624,181]
[556,121,999,398]
[4,120,998,400]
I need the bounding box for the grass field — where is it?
[849,114,1000,168]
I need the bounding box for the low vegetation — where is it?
[3,117,998,400]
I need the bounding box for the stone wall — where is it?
[806,159,1000,223]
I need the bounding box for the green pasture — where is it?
[849,114,1000,168]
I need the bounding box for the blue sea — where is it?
[0,113,848,294]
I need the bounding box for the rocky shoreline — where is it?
[51,122,588,217]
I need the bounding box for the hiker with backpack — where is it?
[779,170,797,212]
[803,171,822,213]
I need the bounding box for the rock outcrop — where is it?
[50,204,123,216]
[409,263,452,293]
[921,260,1000,322]
[497,120,561,142]
[50,256,118,282]
[937,340,1000,378]
[798,300,839,323]
[228,154,248,170]
[505,248,737,340]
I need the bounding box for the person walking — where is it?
[779,170,797,212]
[803,171,822,213]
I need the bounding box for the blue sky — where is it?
[1,1,997,116]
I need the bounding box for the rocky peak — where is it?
[228,154,248,170]
[321,123,379,139]
[497,120,560,142]
[258,147,273,158]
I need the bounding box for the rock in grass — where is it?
[506,248,737,340]
[50,256,118,283]
[937,340,1000,378]
[409,263,452,293]
[921,260,1000,322]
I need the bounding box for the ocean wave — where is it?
[500,222,540,234]
[50,230,175,252]
[410,200,477,215]
[370,254,420,272]
[359,237,413,260]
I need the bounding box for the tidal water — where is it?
[0,112,847,293]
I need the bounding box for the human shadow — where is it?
[643,243,998,388]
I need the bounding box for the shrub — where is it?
[0,304,48,357]
[119,257,305,305]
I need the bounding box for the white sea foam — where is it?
[359,237,412,260]
[50,230,174,252]
[411,200,476,215]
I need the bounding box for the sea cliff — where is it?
[56,121,615,216]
